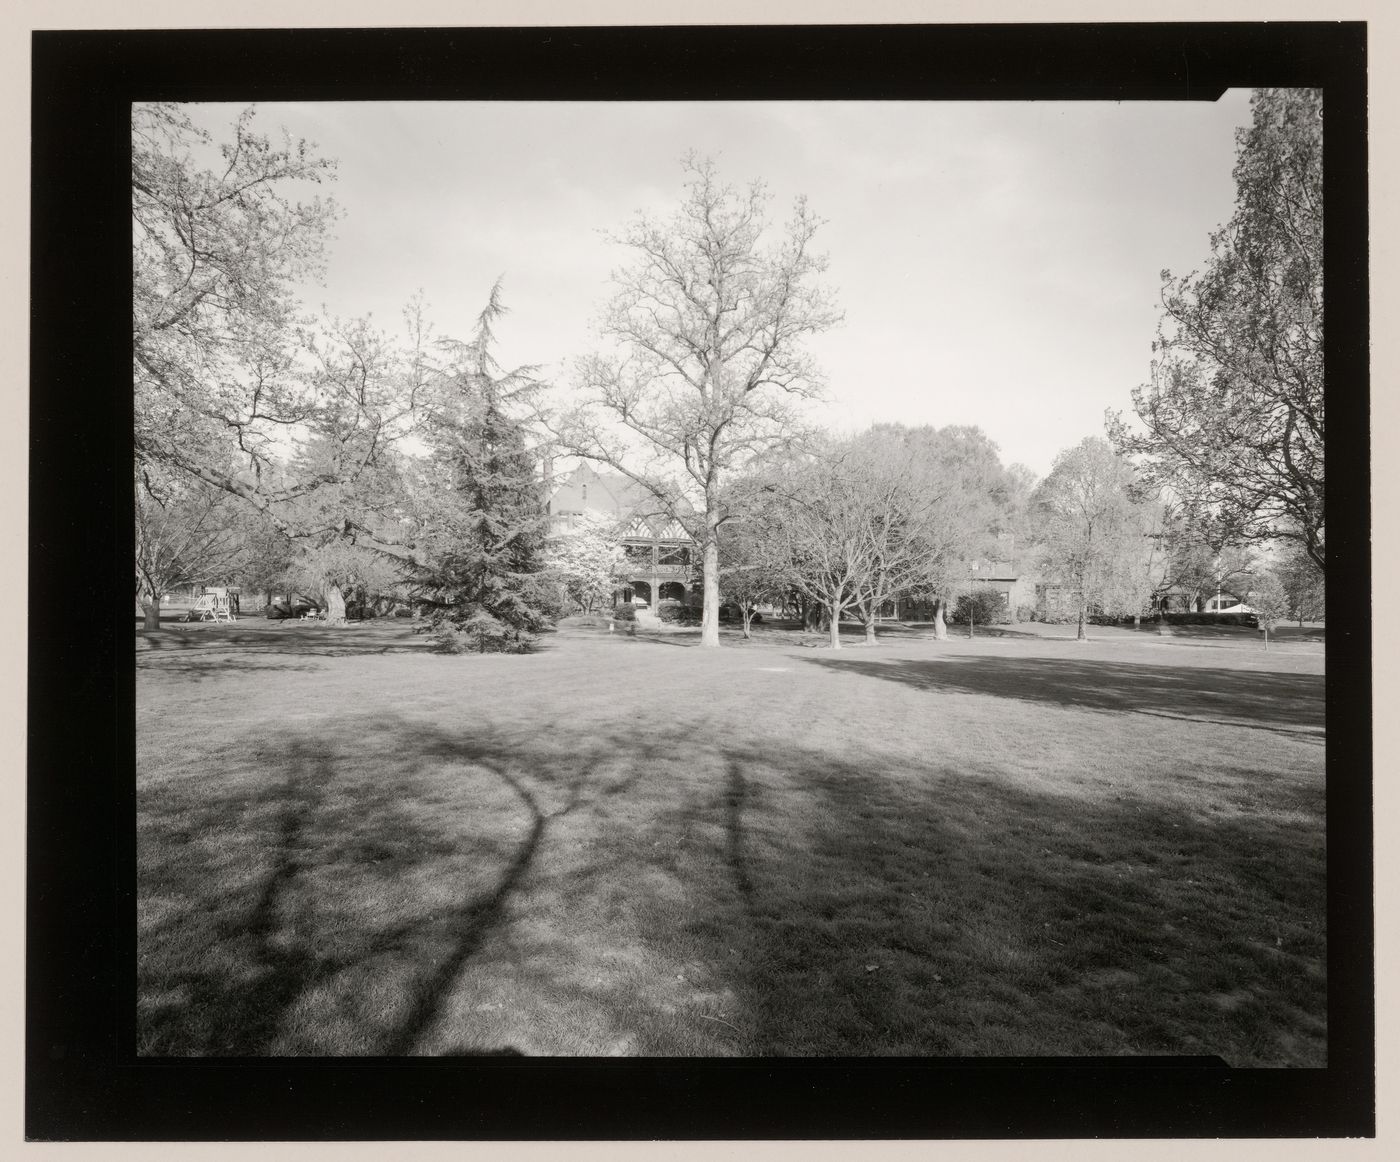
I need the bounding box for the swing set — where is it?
[181,586,237,623]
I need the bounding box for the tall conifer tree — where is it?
[414,289,557,652]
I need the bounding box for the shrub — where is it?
[425,609,537,654]
[1093,611,1155,626]
[611,603,637,622]
[1014,603,1036,625]
[950,588,1012,625]
[656,601,705,624]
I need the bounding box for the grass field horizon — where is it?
[136,616,1326,1061]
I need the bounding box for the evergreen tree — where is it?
[414,291,558,653]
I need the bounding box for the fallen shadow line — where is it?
[1134,707,1325,743]
[378,769,547,1056]
[378,749,601,1056]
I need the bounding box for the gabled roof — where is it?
[547,462,692,524]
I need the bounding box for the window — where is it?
[657,544,691,567]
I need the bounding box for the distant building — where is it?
[967,548,1034,614]
[1154,586,1251,614]
[545,463,699,609]
[888,535,1032,622]
[1034,581,1253,619]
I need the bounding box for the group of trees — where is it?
[135,477,259,630]
[1030,438,1165,640]
[550,90,1327,649]
[711,424,1023,648]
[1108,88,1326,632]
[133,103,559,649]
[135,88,1325,653]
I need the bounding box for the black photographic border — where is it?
[27,21,1373,1141]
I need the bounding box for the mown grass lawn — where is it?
[136,616,1326,1061]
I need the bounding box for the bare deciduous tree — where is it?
[1033,437,1159,641]
[764,460,877,651]
[555,155,841,647]
[135,475,253,630]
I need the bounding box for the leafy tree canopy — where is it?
[1109,88,1324,572]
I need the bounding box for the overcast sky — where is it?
[185,95,1255,479]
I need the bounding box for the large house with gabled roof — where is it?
[545,462,699,610]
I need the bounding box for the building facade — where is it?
[545,463,699,609]
[967,554,1033,614]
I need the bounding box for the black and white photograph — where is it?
[26,18,1373,1143]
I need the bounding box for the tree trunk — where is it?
[741,607,753,640]
[969,609,975,639]
[932,597,948,641]
[828,590,843,649]
[1076,607,1086,641]
[864,613,877,645]
[141,595,161,631]
[324,583,347,625]
[700,515,720,648]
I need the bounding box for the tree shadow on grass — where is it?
[136,655,325,681]
[525,727,1324,1061]
[138,724,602,1056]
[696,740,1326,1062]
[137,708,1326,1063]
[801,655,1324,740]
[140,739,346,1055]
[136,621,435,659]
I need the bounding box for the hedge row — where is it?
[1160,610,1259,628]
